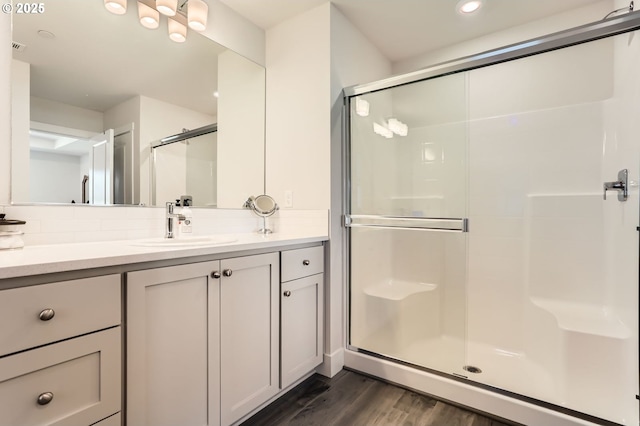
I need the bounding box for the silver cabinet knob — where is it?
[302,259,310,266]
[283,291,291,297]
[223,269,233,277]
[211,271,221,279]
[37,392,53,406]
[38,308,55,321]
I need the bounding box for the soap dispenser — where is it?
[180,198,193,234]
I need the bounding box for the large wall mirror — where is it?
[11,0,265,208]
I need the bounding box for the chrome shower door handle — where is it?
[603,169,628,201]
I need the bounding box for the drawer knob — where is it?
[211,271,221,279]
[223,269,233,277]
[302,259,310,266]
[37,392,54,406]
[283,290,292,297]
[38,308,55,321]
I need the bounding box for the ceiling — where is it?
[11,0,611,115]
[219,0,607,62]
[12,0,223,115]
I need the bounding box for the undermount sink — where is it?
[131,236,237,247]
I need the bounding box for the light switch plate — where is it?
[284,190,293,208]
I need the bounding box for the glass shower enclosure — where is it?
[345,13,640,425]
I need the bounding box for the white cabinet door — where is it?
[127,261,220,426]
[220,252,279,425]
[281,273,324,389]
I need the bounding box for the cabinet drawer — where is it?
[0,274,121,356]
[281,246,324,282]
[0,327,121,426]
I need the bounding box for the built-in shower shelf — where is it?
[531,297,631,339]
[364,280,437,301]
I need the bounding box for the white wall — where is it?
[30,97,104,133]
[201,0,266,66]
[217,49,265,207]
[10,60,29,203]
[0,10,11,205]
[29,151,82,203]
[265,4,331,210]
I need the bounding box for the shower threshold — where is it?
[347,336,622,426]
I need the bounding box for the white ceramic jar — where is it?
[0,214,26,250]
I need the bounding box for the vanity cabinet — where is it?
[280,246,324,389]
[126,252,280,426]
[0,275,122,426]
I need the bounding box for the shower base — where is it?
[356,334,558,404]
[344,348,601,426]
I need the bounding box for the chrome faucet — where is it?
[165,202,185,239]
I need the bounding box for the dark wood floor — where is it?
[242,370,518,426]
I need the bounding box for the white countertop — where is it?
[0,232,328,280]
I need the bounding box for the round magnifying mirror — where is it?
[248,195,278,234]
[253,195,278,217]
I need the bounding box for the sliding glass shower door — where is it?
[346,21,640,425]
[347,72,469,375]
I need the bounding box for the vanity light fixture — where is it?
[104,0,127,15]
[156,0,178,16]
[106,0,209,43]
[138,2,160,29]
[188,0,208,31]
[457,0,483,14]
[168,17,187,42]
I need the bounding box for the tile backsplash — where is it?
[2,205,328,246]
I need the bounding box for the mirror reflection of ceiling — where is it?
[12,0,224,116]
[28,129,94,156]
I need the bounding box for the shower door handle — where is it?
[603,169,628,201]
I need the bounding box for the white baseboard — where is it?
[316,348,344,378]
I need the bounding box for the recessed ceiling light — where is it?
[457,0,483,14]
[37,30,55,39]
